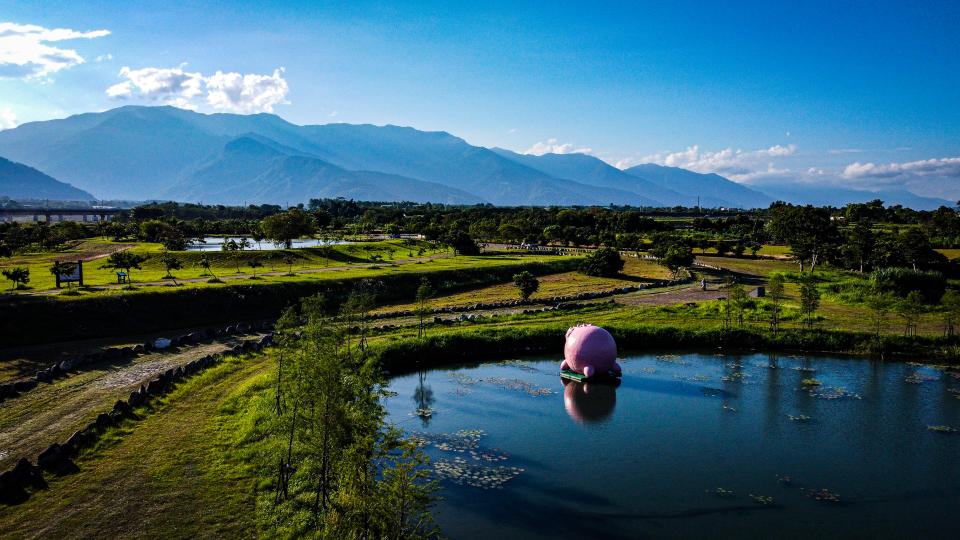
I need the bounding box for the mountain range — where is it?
[0,106,952,210]
[0,156,95,201]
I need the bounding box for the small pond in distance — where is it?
[185,237,351,251]
[384,352,960,539]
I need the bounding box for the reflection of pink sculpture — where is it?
[562,379,619,423]
[560,324,621,378]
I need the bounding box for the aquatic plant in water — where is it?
[801,378,822,387]
[807,385,862,400]
[787,414,812,422]
[926,425,958,433]
[656,354,687,365]
[494,359,541,373]
[749,494,773,505]
[705,487,734,498]
[412,429,521,490]
[904,371,939,384]
[722,404,737,412]
[433,458,523,489]
[804,487,841,502]
[479,377,555,397]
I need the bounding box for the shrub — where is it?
[870,267,946,303]
[579,247,624,277]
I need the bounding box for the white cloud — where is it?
[206,68,289,113]
[0,22,109,79]
[107,65,290,113]
[0,107,16,130]
[828,148,864,154]
[633,144,797,182]
[524,138,592,156]
[507,128,517,134]
[841,157,960,180]
[94,53,112,62]
[328,110,338,117]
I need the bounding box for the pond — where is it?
[384,352,960,539]
[185,236,352,251]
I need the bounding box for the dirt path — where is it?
[17,252,454,296]
[0,335,261,471]
[0,355,269,538]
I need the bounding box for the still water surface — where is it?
[185,237,350,251]
[384,352,960,539]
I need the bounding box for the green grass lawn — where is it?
[372,257,673,313]
[0,239,451,293]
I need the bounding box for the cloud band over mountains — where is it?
[107,65,290,113]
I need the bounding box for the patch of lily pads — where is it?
[410,429,521,490]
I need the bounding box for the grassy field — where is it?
[0,238,450,293]
[936,248,960,260]
[372,257,673,313]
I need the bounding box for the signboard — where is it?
[55,260,83,288]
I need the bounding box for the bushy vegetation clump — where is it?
[579,247,624,277]
[870,267,946,303]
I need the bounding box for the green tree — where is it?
[414,277,434,339]
[1,267,29,291]
[159,250,183,284]
[579,247,624,277]
[100,251,147,283]
[866,291,894,338]
[263,208,317,248]
[767,204,837,272]
[512,270,540,300]
[798,274,821,329]
[198,255,218,281]
[49,261,78,289]
[896,290,924,336]
[443,230,481,256]
[842,222,875,273]
[161,228,188,251]
[767,273,785,335]
[729,283,748,326]
[659,244,694,279]
[940,289,960,336]
[249,255,263,278]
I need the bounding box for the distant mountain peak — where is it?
[0,156,96,200]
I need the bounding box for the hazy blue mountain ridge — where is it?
[0,156,96,200]
[0,106,949,209]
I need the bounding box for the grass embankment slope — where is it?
[2,253,579,346]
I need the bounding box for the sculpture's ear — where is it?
[566,327,575,338]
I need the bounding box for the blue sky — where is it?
[2,1,959,198]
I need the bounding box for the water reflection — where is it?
[413,370,435,426]
[562,379,620,424]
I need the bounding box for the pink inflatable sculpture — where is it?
[562,379,619,423]
[560,324,621,378]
